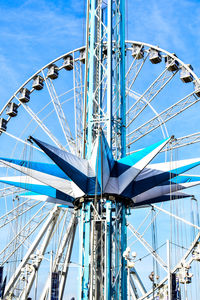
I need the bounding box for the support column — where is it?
[105,200,112,300]
[121,203,127,299]
[81,202,91,299]
[79,199,127,300]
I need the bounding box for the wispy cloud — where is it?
[127,0,200,71]
[0,0,85,103]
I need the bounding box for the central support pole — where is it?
[80,0,127,298]
[79,199,127,299]
[83,0,126,160]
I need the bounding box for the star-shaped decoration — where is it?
[0,130,200,208]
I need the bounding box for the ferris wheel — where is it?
[0,40,199,299]
[1,2,200,300]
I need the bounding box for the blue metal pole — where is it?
[85,0,96,159]
[107,0,113,149]
[81,202,91,299]
[106,200,112,299]
[120,0,126,158]
[81,0,128,298]
[115,202,120,299]
[121,203,127,299]
[78,206,84,300]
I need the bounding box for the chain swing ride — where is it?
[0,0,200,299]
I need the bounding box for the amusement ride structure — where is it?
[1,0,200,299]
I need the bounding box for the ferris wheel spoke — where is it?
[73,58,84,155]
[0,198,42,230]
[127,92,200,146]
[42,70,76,154]
[3,131,43,152]
[30,93,79,140]
[126,68,178,128]
[15,95,66,151]
[139,231,200,300]
[3,205,61,299]
[41,211,77,299]
[128,223,168,272]
[18,208,67,300]
[161,131,200,152]
[125,44,144,79]
[0,186,24,198]
[152,204,200,231]
[0,196,32,224]
[0,202,49,265]
[59,223,76,299]
[129,207,162,248]
[126,51,149,93]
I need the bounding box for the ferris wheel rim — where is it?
[1,40,199,157]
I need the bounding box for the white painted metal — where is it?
[19,213,59,300]
[128,224,168,272]
[0,199,41,230]
[42,71,75,153]
[4,131,43,152]
[127,91,199,146]
[0,203,47,265]
[138,232,200,300]
[167,240,172,300]
[152,204,200,231]
[15,97,65,150]
[0,186,24,199]
[126,68,177,128]
[59,215,77,299]
[126,51,149,93]
[3,205,60,299]
[40,211,77,300]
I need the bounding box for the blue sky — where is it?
[0,0,200,103]
[1,0,200,298]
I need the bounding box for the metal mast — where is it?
[83,0,126,159]
[80,0,127,299]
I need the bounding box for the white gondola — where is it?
[165,54,179,71]
[63,55,73,70]
[194,79,200,97]
[149,49,162,64]
[6,102,18,117]
[131,44,144,59]
[18,88,30,103]
[47,64,59,80]
[0,118,7,131]
[32,75,44,90]
[180,64,193,83]
[79,49,86,64]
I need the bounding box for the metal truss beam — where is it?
[40,211,77,300]
[162,131,200,152]
[43,71,75,153]
[126,68,177,128]
[79,199,127,300]
[15,96,65,151]
[3,205,60,299]
[83,0,126,159]
[128,224,168,272]
[127,92,200,146]
[0,203,48,265]
[19,208,62,300]
[0,199,41,230]
[73,59,84,156]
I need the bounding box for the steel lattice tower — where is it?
[80,0,127,298]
